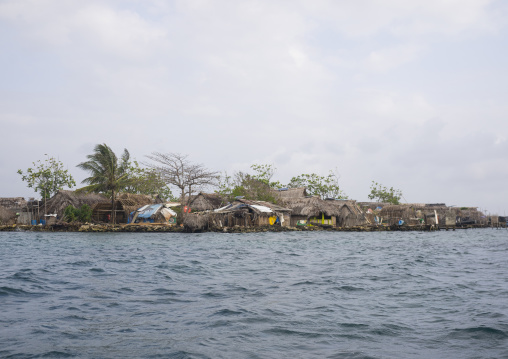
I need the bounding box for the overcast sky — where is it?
[1,0,507,214]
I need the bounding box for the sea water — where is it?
[1,230,507,358]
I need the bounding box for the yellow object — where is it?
[269,216,276,225]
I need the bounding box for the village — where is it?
[2,145,505,233]
[0,188,505,233]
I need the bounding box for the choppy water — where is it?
[1,230,508,359]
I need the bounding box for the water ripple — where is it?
[1,230,507,359]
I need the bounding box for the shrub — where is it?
[63,204,93,223]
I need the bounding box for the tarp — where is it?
[160,207,177,220]
[137,204,163,219]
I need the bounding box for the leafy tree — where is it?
[18,156,76,199]
[76,144,131,224]
[368,181,402,204]
[123,160,178,201]
[286,171,348,199]
[216,164,280,203]
[250,164,282,188]
[232,172,277,203]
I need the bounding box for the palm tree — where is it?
[77,144,131,224]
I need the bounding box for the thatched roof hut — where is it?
[45,190,107,218]
[183,198,292,232]
[92,193,156,223]
[0,205,16,225]
[282,196,342,218]
[0,197,27,210]
[281,197,367,227]
[188,192,226,211]
[455,207,486,225]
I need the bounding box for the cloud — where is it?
[365,44,423,72]
[1,0,507,213]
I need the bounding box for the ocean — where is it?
[1,229,507,358]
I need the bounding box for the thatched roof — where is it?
[189,192,225,211]
[272,188,308,199]
[115,193,157,215]
[281,196,344,217]
[45,190,107,217]
[0,197,27,209]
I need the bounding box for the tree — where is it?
[286,171,348,199]
[368,181,402,204]
[123,160,178,201]
[231,172,277,203]
[63,204,92,223]
[18,155,76,200]
[216,164,280,203]
[76,144,131,224]
[18,155,76,216]
[145,152,218,210]
[250,164,282,188]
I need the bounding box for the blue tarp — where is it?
[137,204,163,219]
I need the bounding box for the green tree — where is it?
[368,181,402,204]
[78,204,93,222]
[250,164,282,188]
[63,205,78,222]
[18,155,76,200]
[63,204,93,223]
[232,172,277,203]
[286,171,348,199]
[123,160,178,201]
[76,144,131,224]
[216,164,280,203]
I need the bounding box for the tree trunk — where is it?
[111,189,116,224]
[180,188,185,219]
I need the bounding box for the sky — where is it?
[1,0,508,214]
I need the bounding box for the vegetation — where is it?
[145,152,218,210]
[18,156,76,199]
[287,171,348,199]
[63,204,92,222]
[217,165,348,202]
[368,181,402,204]
[76,144,132,224]
[124,160,178,201]
[217,164,279,203]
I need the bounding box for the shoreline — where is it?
[0,223,500,233]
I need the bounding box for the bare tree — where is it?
[145,152,218,210]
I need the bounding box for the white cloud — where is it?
[365,44,423,72]
[1,0,508,212]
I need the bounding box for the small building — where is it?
[183,198,292,232]
[128,203,179,224]
[0,197,27,209]
[0,197,41,225]
[282,196,366,227]
[272,187,308,200]
[45,190,108,219]
[188,192,226,211]
[92,193,157,224]
[0,205,16,225]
